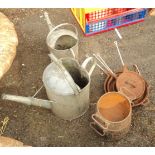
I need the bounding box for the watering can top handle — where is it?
[44,12,78,36]
[48,53,80,95]
[81,57,96,76]
[49,23,78,37]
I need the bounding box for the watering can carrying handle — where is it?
[81,57,96,76]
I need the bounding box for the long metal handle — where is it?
[114,41,125,66]
[96,64,109,76]
[93,54,110,73]
[97,54,115,76]
[93,54,117,78]
[114,28,122,39]
[44,11,55,31]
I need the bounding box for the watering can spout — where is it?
[44,11,54,31]
[1,94,53,110]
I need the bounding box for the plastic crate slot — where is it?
[72,8,147,36]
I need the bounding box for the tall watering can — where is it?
[44,12,79,59]
[42,53,96,120]
[2,54,96,121]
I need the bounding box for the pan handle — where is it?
[133,64,141,75]
[141,98,149,106]
[96,64,109,76]
[114,41,125,66]
[132,98,149,107]
[90,122,105,136]
[92,114,109,130]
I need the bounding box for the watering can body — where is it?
[44,12,79,59]
[1,57,96,121]
[43,57,96,120]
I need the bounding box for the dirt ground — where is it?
[0,9,155,147]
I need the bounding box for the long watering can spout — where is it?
[1,94,53,110]
[44,11,55,31]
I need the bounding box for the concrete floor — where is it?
[0,9,155,146]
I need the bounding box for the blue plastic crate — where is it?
[85,8,147,35]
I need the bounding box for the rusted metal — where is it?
[103,67,149,107]
[90,92,132,140]
[116,66,146,100]
[114,41,146,101]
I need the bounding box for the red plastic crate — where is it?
[71,8,148,36]
[86,8,130,22]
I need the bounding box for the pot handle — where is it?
[81,57,96,76]
[92,114,109,130]
[90,122,105,136]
